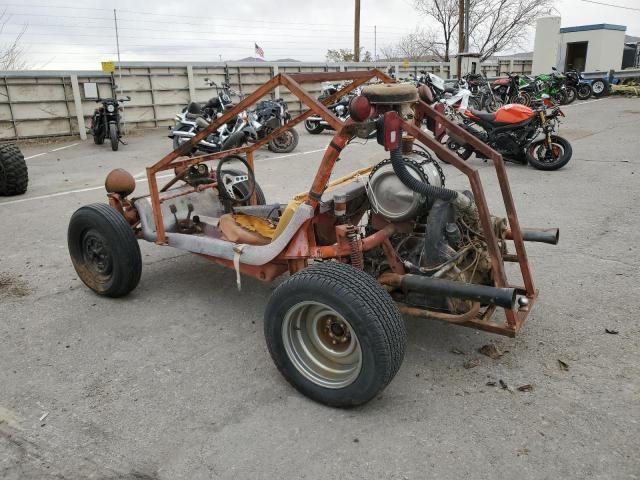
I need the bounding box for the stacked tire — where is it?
[0,143,28,196]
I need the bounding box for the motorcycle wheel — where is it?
[577,84,592,100]
[591,79,609,98]
[438,134,473,163]
[304,119,324,134]
[221,131,246,151]
[267,127,299,153]
[93,126,105,145]
[468,97,481,111]
[511,92,530,106]
[526,135,572,171]
[564,86,577,105]
[485,97,503,113]
[109,123,119,151]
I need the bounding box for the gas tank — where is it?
[494,104,535,124]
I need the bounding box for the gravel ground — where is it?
[0,96,638,480]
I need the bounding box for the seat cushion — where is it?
[218,214,273,246]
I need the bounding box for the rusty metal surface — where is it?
[137,68,540,336]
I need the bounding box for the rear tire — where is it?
[526,135,572,171]
[264,262,406,408]
[221,131,246,151]
[0,143,28,196]
[109,123,119,151]
[68,203,141,297]
[304,119,324,134]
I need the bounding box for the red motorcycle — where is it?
[433,99,572,170]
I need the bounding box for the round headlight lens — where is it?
[106,104,115,113]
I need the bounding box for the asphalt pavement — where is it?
[1,96,638,479]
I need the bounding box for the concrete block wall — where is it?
[0,59,533,140]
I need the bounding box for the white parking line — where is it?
[562,98,605,108]
[0,173,174,207]
[24,152,47,160]
[24,142,80,160]
[3,146,334,207]
[51,143,79,152]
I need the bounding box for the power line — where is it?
[578,0,640,11]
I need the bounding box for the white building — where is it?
[532,17,627,74]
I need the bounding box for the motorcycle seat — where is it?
[468,109,497,123]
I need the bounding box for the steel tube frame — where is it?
[143,69,537,336]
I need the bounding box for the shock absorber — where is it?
[345,224,364,270]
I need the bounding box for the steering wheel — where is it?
[215,155,256,203]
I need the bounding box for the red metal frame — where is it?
[140,69,537,337]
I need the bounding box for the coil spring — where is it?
[346,224,364,270]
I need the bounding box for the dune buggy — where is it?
[68,70,558,407]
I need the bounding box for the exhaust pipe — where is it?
[505,227,559,245]
[307,115,331,126]
[379,273,517,310]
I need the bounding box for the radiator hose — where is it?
[389,145,458,201]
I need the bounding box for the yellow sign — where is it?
[101,61,115,73]
[402,59,410,68]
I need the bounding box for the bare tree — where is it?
[326,47,373,62]
[413,0,553,61]
[0,9,28,70]
[414,0,459,61]
[380,28,442,61]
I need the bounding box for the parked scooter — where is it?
[436,97,572,170]
[91,96,130,151]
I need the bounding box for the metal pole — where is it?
[457,0,464,79]
[113,9,125,133]
[374,25,377,62]
[354,0,361,62]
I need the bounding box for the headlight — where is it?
[106,104,115,113]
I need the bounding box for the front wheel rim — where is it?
[282,301,362,389]
[530,142,564,164]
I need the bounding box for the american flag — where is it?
[254,43,264,58]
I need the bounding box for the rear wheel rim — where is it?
[282,301,362,389]
[592,81,604,94]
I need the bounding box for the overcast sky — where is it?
[1,0,638,70]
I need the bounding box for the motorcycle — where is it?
[304,82,371,135]
[464,73,504,112]
[492,73,531,106]
[91,96,130,151]
[169,102,255,155]
[564,69,592,100]
[437,97,572,171]
[250,98,299,153]
[535,68,575,105]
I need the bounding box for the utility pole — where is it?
[457,0,465,79]
[354,0,361,62]
[374,25,377,62]
[464,0,470,57]
[113,9,125,132]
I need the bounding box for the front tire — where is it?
[577,84,592,100]
[68,203,141,297]
[267,127,299,153]
[526,135,572,171]
[264,262,406,407]
[563,86,577,105]
[304,119,324,134]
[109,123,119,151]
[0,143,28,196]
